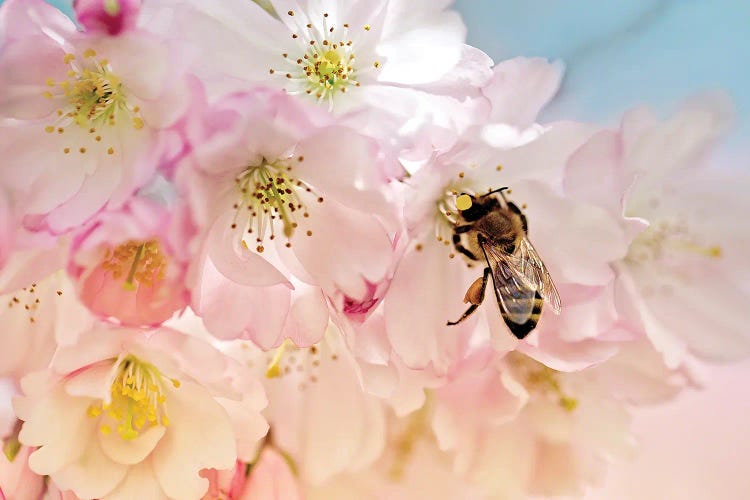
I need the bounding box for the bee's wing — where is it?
[480,241,536,324]
[512,237,562,314]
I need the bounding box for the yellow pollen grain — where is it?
[132,117,144,130]
[108,147,115,155]
[364,24,371,31]
[496,164,503,171]
[44,126,55,133]
[100,425,111,435]
[79,147,87,154]
[63,148,70,154]
[456,194,473,211]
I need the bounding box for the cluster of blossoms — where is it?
[0,0,748,498]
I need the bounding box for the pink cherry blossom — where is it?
[431,344,691,498]
[565,95,750,366]
[232,332,386,486]
[14,324,268,499]
[68,196,191,327]
[176,87,399,345]
[141,0,492,150]
[74,0,142,35]
[0,0,191,233]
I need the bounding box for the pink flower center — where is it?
[42,49,144,156]
[230,158,322,253]
[100,240,168,290]
[269,11,380,105]
[627,219,722,264]
[506,353,578,412]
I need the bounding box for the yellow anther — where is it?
[100,424,111,435]
[364,24,371,31]
[45,77,56,87]
[171,379,180,388]
[42,91,53,99]
[266,339,294,379]
[84,49,97,58]
[455,194,473,211]
[44,126,55,133]
[87,404,102,418]
[132,117,144,130]
[63,53,75,64]
[559,397,579,412]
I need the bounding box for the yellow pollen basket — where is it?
[455,194,473,211]
[101,240,168,290]
[87,356,179,441]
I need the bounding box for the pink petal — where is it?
[484,58,564,128]
[240,448,302,500]
[152,382,236,499]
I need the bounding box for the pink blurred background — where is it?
[590,360,750,499]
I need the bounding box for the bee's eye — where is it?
[456,194,473,211]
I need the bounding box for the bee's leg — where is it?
[454,225,473,234]
[452,234,479,260]
[447,267,491,326]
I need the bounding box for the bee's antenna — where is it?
[482,187,509,198]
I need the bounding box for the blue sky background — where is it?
[5,0,749,150]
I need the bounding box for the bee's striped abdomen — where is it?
[502,292,543,339]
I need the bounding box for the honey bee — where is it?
[447,187,561,339]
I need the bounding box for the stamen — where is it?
[231,158,322,251]
[269,15,378,106]
[507,353,578,412]
[86,355,177,441]
[101,240,168,290]
[41,49,145,156]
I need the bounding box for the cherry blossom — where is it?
[14,325,267,499]
[0,0,191,233]
[176,86,398,345]
[68,196,192,327]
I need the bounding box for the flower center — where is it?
[43,49,144,156]
[262,340,339,391]
[100,240,168,290]
[626,219,722,265]
[87,355,180,440]
[507,353,578,412]
[270,11,380,105]
[231,157,321,253]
